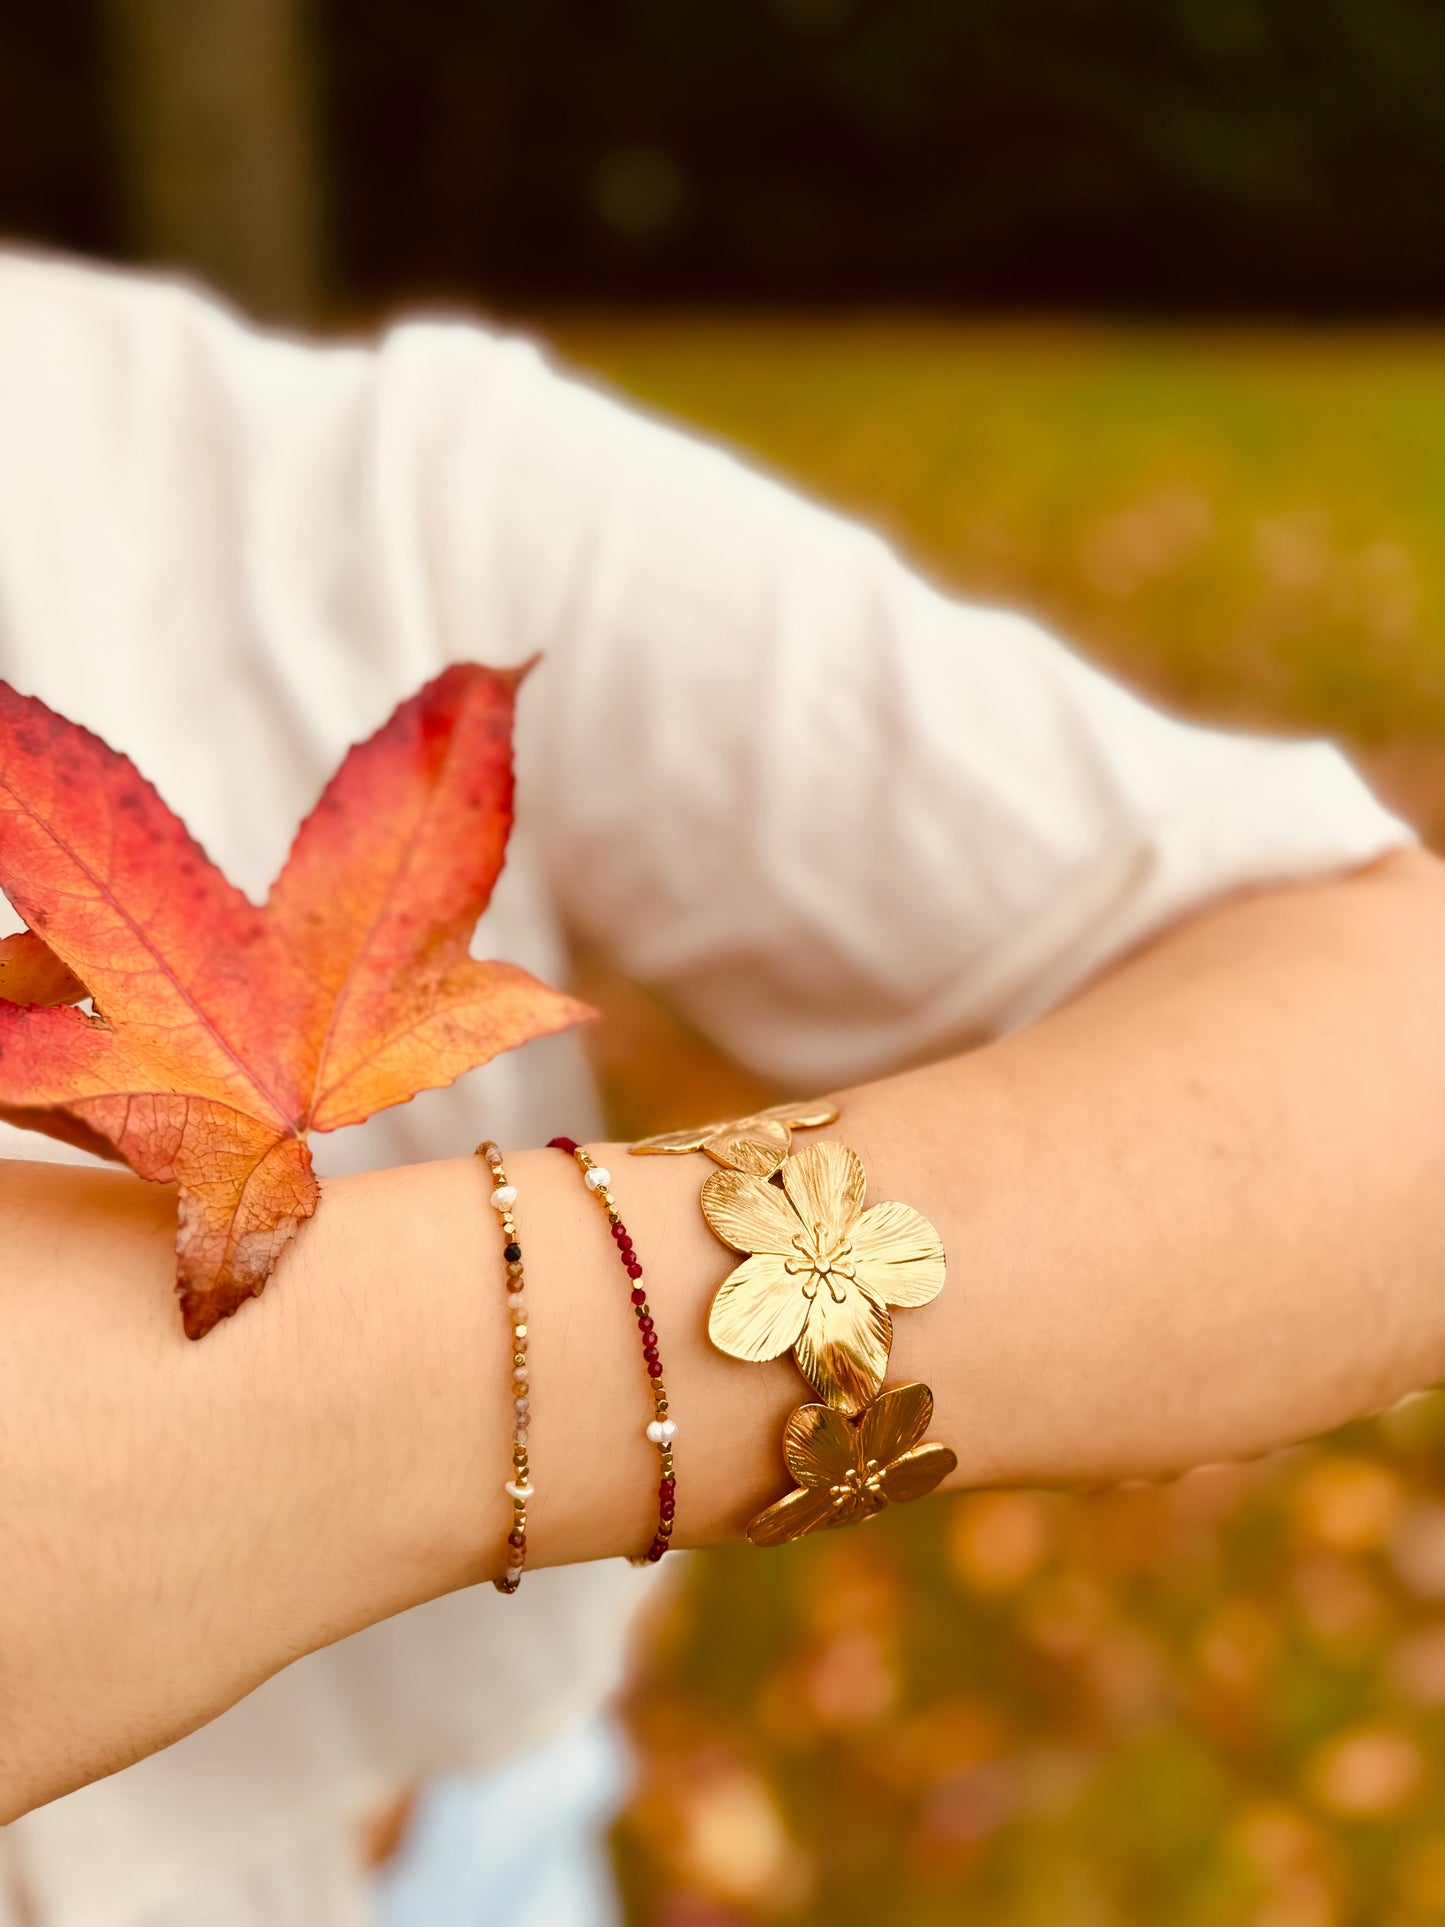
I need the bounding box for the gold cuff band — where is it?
[632,1102,956,1546]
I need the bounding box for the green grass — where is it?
[540,317,1445,1926]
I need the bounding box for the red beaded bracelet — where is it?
[548,1137,676,1564]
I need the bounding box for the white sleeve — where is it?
[0,258,1410,1097]
[364,321,1413,1089]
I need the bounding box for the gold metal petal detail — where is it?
[781,1400,859,1489]
[779,1140,868,1236]
[702,1128,789,1175]
[848,1199,946,1310]
[794,1282,892,1413]
[746,1383,955,1548]
[877,1441,958,1506]
[700,1166,799,1256]
[745,1481,841,1548]
[755,1098,841,1132]
[857,1381,935,1467]
[631,1097,840,1159]
[629,1121,725,1155]
[708,1251,811,1364]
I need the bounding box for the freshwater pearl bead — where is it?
[505,1480,534,1502]
[489,1184,517,1209]
[646,1418,679,1444]
[584,1165,610,1191]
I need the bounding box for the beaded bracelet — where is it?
[547,1137,677,1564]
[477,1141,533,1593]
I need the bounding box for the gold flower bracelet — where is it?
[631,1101,956,1546]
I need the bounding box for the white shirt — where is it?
[0,250,1413,1925]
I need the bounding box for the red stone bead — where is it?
[647,1358,664,1378]
[659,1499,675,1520]
[508,1530,526,1548]
[611,1224,626,1241]
[647,1543,666,1562]
[661,1473,676,1488]
[630,1286,647,1306]
[625,1261,643,1279]
[547,1136,578,1153]
[638,1316,654,1336]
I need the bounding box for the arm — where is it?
[5,850,1445,1817]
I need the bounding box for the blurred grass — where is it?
[545,317,1445,1927]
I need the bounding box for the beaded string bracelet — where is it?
[631,1101,957,1547]
[547,1138,677,1565]
[476,1141,533,1593]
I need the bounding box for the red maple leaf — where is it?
[0,665,589,1336]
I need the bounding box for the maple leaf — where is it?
[0,930,87,1008]
[0,665,590,1337]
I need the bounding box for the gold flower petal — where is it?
[709,1251,811,1364]
[630,1120,725,1155]
[849,1200,946,1309]
[877,1441,958,1507]
[779,1140,867,1236]
[702,1124,790,1174]
[745,1481,842,1548]
[795,1282,892,1412]
[858,1381,934,1467]
[756,1098,841,1132]
[781,1400,860,1489]
[632,1097,837,1160]
[855,1383,931,1467]
[700,1166,799,1256]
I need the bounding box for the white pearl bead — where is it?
[505,1480,534,1502]
[658,1418,678,1442]
[583,1165,610,1191]
[647,1418,679,1445]
[490,1184,517,1209]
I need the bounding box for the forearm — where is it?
[5,851,1445,1815]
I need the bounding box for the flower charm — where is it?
[631,1098,839,1174]
[747,1382,957,1547]
[703,1140,945,1411]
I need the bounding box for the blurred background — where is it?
[9,3,1445,1921]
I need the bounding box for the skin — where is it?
[3,849,1445,1818]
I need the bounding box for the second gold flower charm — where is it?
[702,1140,945,1411]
